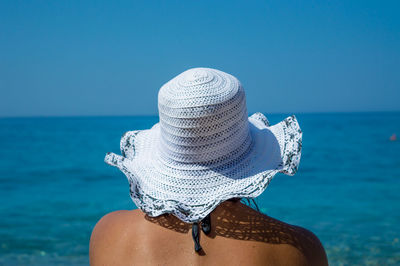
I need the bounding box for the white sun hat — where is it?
[105,67,302,223]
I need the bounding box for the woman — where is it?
[90,68,328,265]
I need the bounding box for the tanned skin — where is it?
[90,200,328,266]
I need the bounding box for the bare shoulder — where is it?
[90,209,143,241]
[89,209,143,265]
[220,202,328,266]
[285,223,328,266]
[259,213,328,266]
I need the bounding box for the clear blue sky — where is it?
[0,0,399,117]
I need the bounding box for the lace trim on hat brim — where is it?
[105,113,302,223]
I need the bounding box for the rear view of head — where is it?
[105,67,302,223]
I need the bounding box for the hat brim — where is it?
[105,113,302,223]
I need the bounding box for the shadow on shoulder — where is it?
[145,200,328,266]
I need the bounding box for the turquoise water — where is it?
[0,113,399,265]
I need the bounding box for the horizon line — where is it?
[1,110,400,119]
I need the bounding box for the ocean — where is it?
[0,112,399,265]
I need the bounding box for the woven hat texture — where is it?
[105,67,302,223]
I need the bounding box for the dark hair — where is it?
[228,198,260,212]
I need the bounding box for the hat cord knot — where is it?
[191,214,211,252]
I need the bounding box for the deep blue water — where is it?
[0,113,399,265]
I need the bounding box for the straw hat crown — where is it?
[157,68,251,166]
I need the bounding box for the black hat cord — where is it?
[191,214,211,252]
